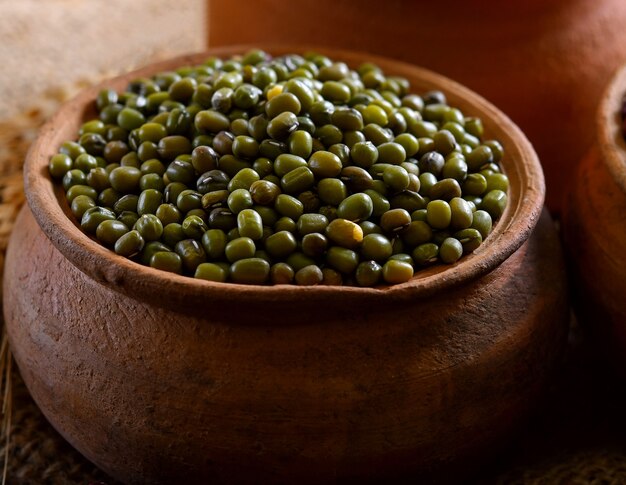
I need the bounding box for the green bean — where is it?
[50,49,507,286]
[426,200,452,230]
[137,189,163,215]
[237,208,264,240]
[274,194,304,219]
[182,215,208,239]
[380,208,411,233]
[267,112,299,140]
[71,195,96,219]
[195,263,228,282]
[337,193,373,222]
[150,251,183,274]
[382,260,413,284]
[81,207,116,234]
[134,214,164,241]
[288,130,313,158]
[297,213,329,235]
[481,190,508,219]
[326,247,359,274]
[175,239,207,272]
[439,237,463,264]
[230,258,270,284]
[62,169,87,191]
[225,237,256,262]
[295,265,324,286]
[350,141,378,168]
[308,151,342,178]
[326,218,363,249]
[98,188,121,208]
[430,178,462,201]
[109,166,141,192]
[270,262,295,284]
[450,229,481,256]
[280,166,315,194]
[360,233,393,261]
[317,178,347,205]
[249,180,281,206]
[471,210,493,239]
[412,242,439,265]
[96,220,129,246]
[274,153,307,177]
[401,221,432,247]
[266,92,301,118]
[114,230,145,257]
[66,185,97,203]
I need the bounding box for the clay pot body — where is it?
[563,65,626,371]
[207,0,626,213]
[6,206,566,484]
[4,47,568,484]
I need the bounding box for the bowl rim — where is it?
[24,44,544,309]
[598,62,626,194]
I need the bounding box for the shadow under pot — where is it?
[4,46,569,484]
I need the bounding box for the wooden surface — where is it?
[3,47,568,483]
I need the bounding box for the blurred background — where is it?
[2,0,626,483]
[0,0,206,119]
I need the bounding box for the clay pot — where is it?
[4,47,568,484]
[207,0,626,213]
[562,64,626,371]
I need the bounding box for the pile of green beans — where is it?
[49,49,509,286]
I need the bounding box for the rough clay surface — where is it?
[4,207,568,484]
[564,148,626,370]
[562,62,626,374]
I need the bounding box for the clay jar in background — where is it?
[562,64,626,374]
[4,47,569,484]
[207,0,626,214]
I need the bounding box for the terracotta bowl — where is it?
[563,64,626,372]
[4,46,569,484]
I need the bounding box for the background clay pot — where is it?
[207,0,626,213]
[4,47,568,484]
[562,64,626,372]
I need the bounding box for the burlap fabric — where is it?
[1,94,625,485]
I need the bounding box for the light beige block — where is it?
[0,0,207,120]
